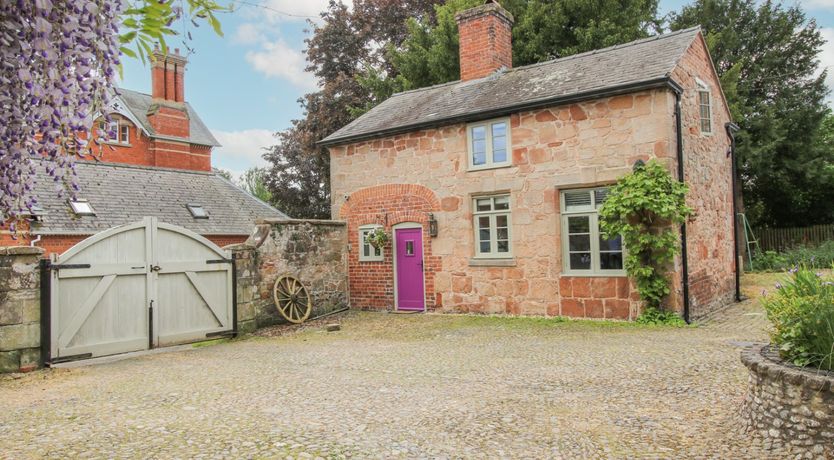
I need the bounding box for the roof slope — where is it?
[116,88,220,147]
[321,27,700,146]
[30,161,287,235]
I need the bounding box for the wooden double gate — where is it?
[45,217,235,363]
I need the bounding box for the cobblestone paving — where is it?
[0,300,784,459]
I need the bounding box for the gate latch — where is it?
[150,265,162,272]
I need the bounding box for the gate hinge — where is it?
[51,263,92,270]
[206,258,233,264]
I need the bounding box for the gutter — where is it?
[319,77,680,147]
[726,122,742,301]
[674,89,692,324]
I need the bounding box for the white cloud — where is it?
[211,129,275,169]
[233,23,264,45]
[245,39,318,90]
[819,28,834,105]
[802,0,834,9]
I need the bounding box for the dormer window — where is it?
[69,200,95,216]
[186,204,208,219]
[98,120,130,145]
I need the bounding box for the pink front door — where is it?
[395,227,425,311]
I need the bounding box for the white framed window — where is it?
[98,120,130,144]
[473,194,512,258]
[560,187,625,276]
[358,225,383,262]
[467,118,511,170]
[696,80,712,135]
[69,199,95,216]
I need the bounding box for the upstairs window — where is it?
[468,118,510,170]
[358,225,383,262]
[186,204,209,219]
[473,194,512,258]
[560,187,624,276]
[696,80,712,135]
[69,199,95,216]
[98,120,130,145]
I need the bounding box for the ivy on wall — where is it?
[599,160,693,310]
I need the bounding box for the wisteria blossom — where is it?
[0,0,122,230]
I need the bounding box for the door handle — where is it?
[150,265,162,272]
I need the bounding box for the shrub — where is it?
[598,160,693,310]
[635,307,687,326]
[751,241,834,272]
[761,267,834,371]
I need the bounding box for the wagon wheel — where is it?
[273,275,312,324]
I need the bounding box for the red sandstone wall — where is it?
[672,34,737,318]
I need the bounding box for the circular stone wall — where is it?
[740,344,834,457]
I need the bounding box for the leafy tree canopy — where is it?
[670,0,832,228]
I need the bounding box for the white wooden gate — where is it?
[48,217,234,362]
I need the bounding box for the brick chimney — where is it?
[455,0,514,81]
[151,47,187,102]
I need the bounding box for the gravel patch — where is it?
[0,301,785,458]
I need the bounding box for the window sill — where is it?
[561,272,627,278]
[469,258,516,267]
[359,259,384,263]
[102,141,132,147]
[467,163,513,173]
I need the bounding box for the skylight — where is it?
[69,200,95,216]
[186,204,209,219]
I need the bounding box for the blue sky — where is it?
[117,0,834,178]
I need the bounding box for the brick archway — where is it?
[340,184,441,311]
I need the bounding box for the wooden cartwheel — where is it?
[272,274,312,324]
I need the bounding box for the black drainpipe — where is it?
[726,122,742,301]
[674,91,691,324]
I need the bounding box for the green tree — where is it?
[368,0,660,97]
[239,168,273,203]
[670,0,832,227]
[263,0,440,218]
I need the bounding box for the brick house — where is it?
[2,49,287,255]
[321,1,740,320]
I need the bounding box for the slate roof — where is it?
[114,88,221,147]
[29,161,287,235]
[321,27,701,146]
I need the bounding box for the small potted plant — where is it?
[367,227,390,249]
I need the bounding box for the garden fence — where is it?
[757,224,834,252]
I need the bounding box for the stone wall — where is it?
[671,33,737,319]
[741,345,834,457]
[0,247,44,373]
[231,219,349,332]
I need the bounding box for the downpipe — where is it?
[675,92,692,324]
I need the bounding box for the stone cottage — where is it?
[321,1,739,320]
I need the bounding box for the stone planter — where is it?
[740,344,834,457]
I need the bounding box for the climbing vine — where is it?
[598,160,693,310]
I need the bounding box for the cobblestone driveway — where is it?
[1,301,778,459]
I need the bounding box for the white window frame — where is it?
[467,117,511,171]
[358,224,384,262]
[68,199,95,216]
[472,194,512,259]
[119,124,130,144]
[696,79,712,135]
[98,119,130,145]
[560,187,626,276]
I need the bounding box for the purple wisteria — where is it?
[0,0,122,230]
